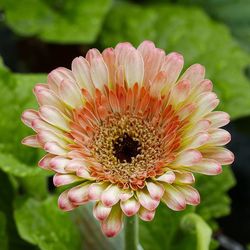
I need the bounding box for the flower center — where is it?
[113,133,141,163]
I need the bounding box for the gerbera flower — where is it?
[21,41,234,237]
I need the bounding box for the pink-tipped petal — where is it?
[38,154,54,170]
[138,207,155,221]
[49,156,71,173]
[156,170,176,184]
[120,198,140,216]
[180,64,205,88]
[136,189,160,211]
[21,109,40,128]
[48,67,74,93]
[59,79,83,108]
[34,87,64,111]
[207,129,231,146]
[68,183,90,203]
[175,185,200,206]
[101,206,123,238]
[201,147,234,165]
[22,135,41,148]
[90,57,109,90]
[186,158,222,175]
[53,173,81,187]
[58,190,77,211]
[173,150,202,167]
[146,182,164,200]
[93,202,112,221]
[205,111,230,128]
[171,80,191,104]
[124,49,144,87]
[58,189,77,211]
[174,171,195,184]
[101,185,121,207]
[192,92,219,120]
[39,105,70,131]
[161,52,184,88]
[119,190,134,202]
[44,141,68,155]
[88,182,109,201]
[162,184,186,211]
[76,168,93,179]
[71,56,94,92]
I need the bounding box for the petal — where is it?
[49,156,71,173]
[138,207,155,221]
[71,56,94,93]
[183,132,210,149]
[90,57,109,90]
[34,86,64,111]
[201,147,234,165]
[21,109,40,128]
[37,130,68,147]
[44,141,68,155]
[22,135,41,148]
[39,105,70,131]
[205,111,230,128]
[186,158,222,175]
[174,185,200,206]
[76,167,93,180]
[150,71,168,97]
[155,170,176,184]
[59,79,83,108]
[101,205,123,238]
[136,189,160,211]
[101,185,121,207]
[68,183,90,204]
[161,184,186,211]
[48,67,74,93]
[171,80,191,104]
[120,198,140,216]
[38,154,54,170]
[207,129,231,146]
[180,64,205,88]
[93,201,112,221]
[161,52,184,88]
[102,47,116,85]
[173,150,202,167]
[88,182,109,201]
[58,189,77,211]
[138,41,165,84]
[53,173,82,187]
[124,49,144,87]
[146,182,164,200]
[174,171,195,184]
[192,92,219,120]
[119,190,134,202]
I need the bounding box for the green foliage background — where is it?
[0,0,249,249]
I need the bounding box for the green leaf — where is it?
[1,0,112,44]
[101,2,250,119]
[195,167,236,222]
[0,170,37,250]
[181,213,212,250]
[0,153,41,177]
[140,205,197,250]
[176,0,250,52]
[14,196,82,250]
[0,211,8,250]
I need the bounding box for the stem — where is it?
[124,215,139,250]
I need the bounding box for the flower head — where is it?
[22,41,234,237]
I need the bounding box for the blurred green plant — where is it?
[0,0,112,43]
[0,0,248,249]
